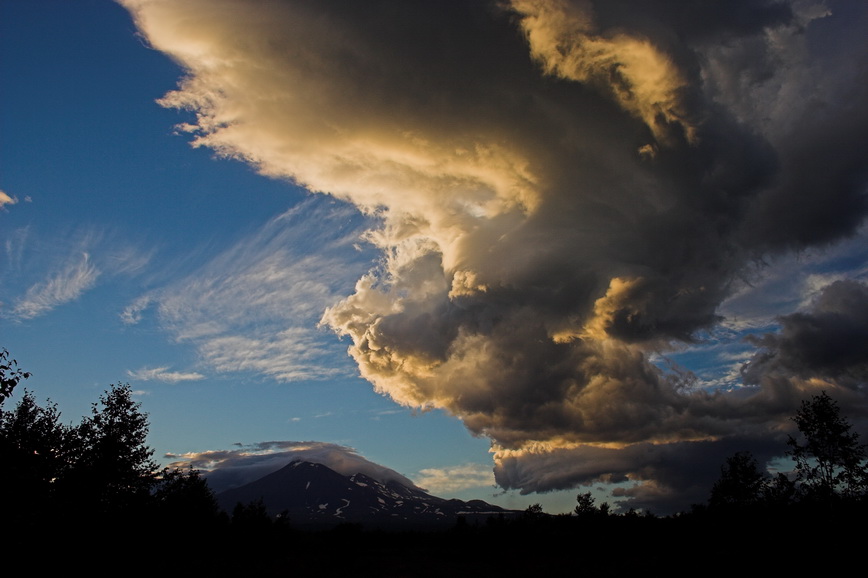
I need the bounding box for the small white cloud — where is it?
[127,366,205,383]
[4,226,30,270]
[0,190,18,209]
[121,294,154,325]
[414,463,496,494]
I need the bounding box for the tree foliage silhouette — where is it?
[787,391,867,505]
[63,383,159,516]
[153,466,221,524]
[707,391,868,517]
[0,348,31,404]
[575,491,610,518]
[231,497,274,533]
[1,350,229,560]
[708,451,767,511]
[0,390,69,529]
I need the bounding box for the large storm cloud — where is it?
[120,0,868,511]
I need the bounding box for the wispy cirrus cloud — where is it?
[4,226,31,272]
[2,225,154,321]
[127,365,205,383]
[12,252,100,319]
[132,197,374,382]
[120,293,154,325]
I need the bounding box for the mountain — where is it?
[215,460,514,529]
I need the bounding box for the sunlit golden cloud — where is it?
[121,0,868,511]
[0,190,18,209]
[510,0,695,143]
[414,463,496,494]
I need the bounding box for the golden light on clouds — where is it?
[510,0,694,144]
[120,0,868,511]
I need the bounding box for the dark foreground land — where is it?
[23,506,863,577]
[4,365,865,576]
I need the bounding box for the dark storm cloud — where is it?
[495,433,788,512]
[743,280,868,387]
[122,0,868,512]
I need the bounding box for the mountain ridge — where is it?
[215,459,515,530]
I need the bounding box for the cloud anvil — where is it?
[118,0,868,512]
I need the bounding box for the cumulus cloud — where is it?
[510,0,696,144]
[122,0,868,512]
[167,441,420,493]
[742,280,868,390]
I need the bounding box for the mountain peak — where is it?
[216,459,512,530]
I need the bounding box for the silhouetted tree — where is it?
[575,491,609,518]
[1,355,248,556]
[788,391,868,506]
[0,348,31,405]
[153,466,221,522]
[575,492,596,517]
[708,451,767,511]
[60,383,158,518]
[231,498,273,533]
[524,503,544,517]
[763,472,798,509]
[0,389,70,534]
[1,391,68,484]
[621,507,655,519]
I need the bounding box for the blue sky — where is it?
[2,0,867,515]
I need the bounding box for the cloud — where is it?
[120,294,154,325]
[167,441,420,493]
[493,433,789,513]
[718,227,868,331]
[12,252,99,319]
[136,197,373,381]
[510,0,695,144]
[123,0,868,513]
[742,280,868,389]
[2,226,153,321]
[0,190,18,209]
[3,226,30,271]
[127,366,205,383]
[414,463,497,495]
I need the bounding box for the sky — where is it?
[1,0,867,516]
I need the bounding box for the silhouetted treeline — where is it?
[699,391,868,519]
[1,391,218,557]
[2,348,865,576]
